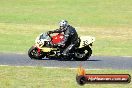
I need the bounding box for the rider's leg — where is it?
[62,44,75,56]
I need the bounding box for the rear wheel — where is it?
[28,46,44,59]
[74,46,92,61]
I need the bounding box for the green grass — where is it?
[0,23,132,56]
[0,66,132,88]
[0,1,131,88]
[0,0,132,27]
[0,0,132,56]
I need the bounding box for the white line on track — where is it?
[121,56,132,58]
[0,65,102,70]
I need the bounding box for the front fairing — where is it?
[35,33,59,52]
[39,33,51,41]
[35,33,51,47]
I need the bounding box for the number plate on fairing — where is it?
[79,36,95,48]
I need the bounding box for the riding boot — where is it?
[62,44,75,57]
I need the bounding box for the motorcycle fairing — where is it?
[51,34,64,44]
[35,44,58,52]
[79,36,95,48]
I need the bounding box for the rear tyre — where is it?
[74,46,92,61]
[28,46,43,60]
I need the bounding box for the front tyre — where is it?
[75,46,92,61]
[28,46,43,59]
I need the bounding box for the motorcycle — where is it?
[28,32,95,61]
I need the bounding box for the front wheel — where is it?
[28,46,43,59]
[74,46,92,61]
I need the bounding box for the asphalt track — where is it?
[0,53,132,70]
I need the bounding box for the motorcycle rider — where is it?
[47,20,79,57]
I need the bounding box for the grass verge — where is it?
[0,0,132,27]
[0,0,132,56]
[0,23,132,56]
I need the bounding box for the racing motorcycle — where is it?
[28,32,95,61]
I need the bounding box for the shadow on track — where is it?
[32,57,101,62]
[87,59,101,62]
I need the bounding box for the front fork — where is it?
[33,45,41,56]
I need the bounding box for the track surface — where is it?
[0,53,132,70]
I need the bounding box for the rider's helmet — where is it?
[59,20,69,29]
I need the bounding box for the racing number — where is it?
[83,40,89,46]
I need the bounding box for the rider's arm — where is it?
[48,28,63,34]
[59,30,70,45]
[60,26,76,45]
[61,36,69,46]
[52,28,63,33]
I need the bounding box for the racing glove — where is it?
[47,31,53,34]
